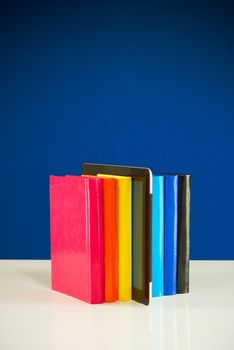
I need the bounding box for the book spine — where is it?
[103,179,118,302]
[177,175,191,293]
[164,176,178,295]
[89,179,104,303]
[152,176,164,297]
[118,178,132,301]
[50,176,66,293]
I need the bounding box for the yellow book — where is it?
[97,174,132,301]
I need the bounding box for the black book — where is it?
[177,175,191,294]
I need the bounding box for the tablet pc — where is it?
[82,163,152,305]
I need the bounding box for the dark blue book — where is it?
[164,175,178,295]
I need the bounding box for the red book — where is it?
[98,176,118,302]
[50,175,104,304]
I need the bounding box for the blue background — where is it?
[0,1,233,259]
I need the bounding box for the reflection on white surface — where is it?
[150,298,164,350]
[49,289,192,350]
[163,299,178,350]
[150,297,190,350]
[175,298,191,350]
[0,261,234,350]
[51,297,135,350]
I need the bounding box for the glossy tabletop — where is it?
[0,260,234,350]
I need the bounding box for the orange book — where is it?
[97,175,118,302]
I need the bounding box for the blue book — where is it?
[164,175,178,295]
[152,175,164,297]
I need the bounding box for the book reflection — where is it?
[50,294,191,350]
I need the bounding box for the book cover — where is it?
[98,174,132,301]
[97,175,118,302]
[50,175,104,304]
[164,175,178,295]
[152,175,164,297]
[177,175,191,294]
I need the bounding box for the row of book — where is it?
[50,163,191,305]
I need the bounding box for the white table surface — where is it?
[0,260,234,350]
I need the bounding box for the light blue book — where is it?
[152,175,164,297]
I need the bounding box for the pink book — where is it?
[50,175,104,304]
